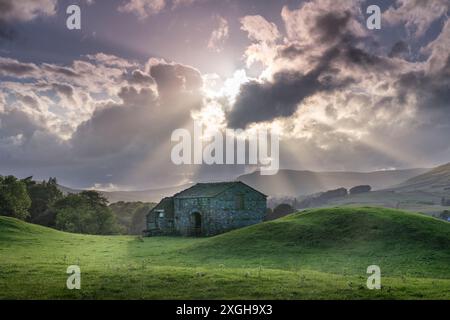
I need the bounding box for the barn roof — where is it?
[147,197,174,218]
[173,181,266,199]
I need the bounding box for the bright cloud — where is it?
[208,16,229,53]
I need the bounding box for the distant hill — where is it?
[57,183,193,204]
[238,168,428,197]
[393,162,450,194]
[294,163,450,217]
[56,166,432,203]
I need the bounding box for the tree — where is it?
[52,191,119,235]
[0,175,31,220]
[22,177,63,227]
[350,185,372,195]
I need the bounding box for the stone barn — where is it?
[145,182,267,237]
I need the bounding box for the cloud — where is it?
[86,53,137,69]
[389,41,409,58]
[0,54,207,188]
[227,44,361,128]
[423,18,450,74]
[281,0,366,47]
[222,0,450,171]
[208,16,229,53]
[127,69,155,85]
[227,2,389,128]
[1,0,450,188]
[240,15,280,43]
[384,0,449,37]
[0,57,38,77]
[118,0,166,18]
[149,61,203,99]
[0,53,141,141]
[67,60,205,187]
[0,0,57,23]
[172,0,202,8]
[117,0,204,18]
[239,15,281,69]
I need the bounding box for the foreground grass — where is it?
[0,207,449,299]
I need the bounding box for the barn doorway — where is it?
[191,212,202,237]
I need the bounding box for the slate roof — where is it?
[148,197,174,218]
[173,181,266,199]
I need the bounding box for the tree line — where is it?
[0,175,119,235]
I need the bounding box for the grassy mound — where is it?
[183,207,450,277]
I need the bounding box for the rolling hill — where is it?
[238,168,429,197]
[1,207,449,299]
[393,162,450,193]
[182,207,450,277]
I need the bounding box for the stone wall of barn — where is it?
[174,184,266,236]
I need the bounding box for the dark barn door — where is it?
[191,212,202,237]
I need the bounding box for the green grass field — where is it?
[1,207,449,299]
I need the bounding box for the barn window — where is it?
[235,194,245,210]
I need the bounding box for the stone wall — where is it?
[174,197,210,236]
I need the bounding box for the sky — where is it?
[0,0,449,190]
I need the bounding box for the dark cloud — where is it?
[52,83,74,100]
[42,64,80,78]
[227,41,385,128]
[0,58,37,76]
[0,108,40,139]
[396,55,450,118]
[227,4,399,129]
[341,45,390,70]
[0,0,57,41]
[314,10,351,43]
[150,63,203,99]
[389,41,408,58]
[128,69,154,85]
[278,44,304,59]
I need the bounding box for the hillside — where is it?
[183,207,450,277]
[1,207,449,299]
[57,183,193,203]
[394,162,450,193]
[311,190,447,217]
[238,168,428,197]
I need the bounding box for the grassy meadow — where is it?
[1,207,449,299]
